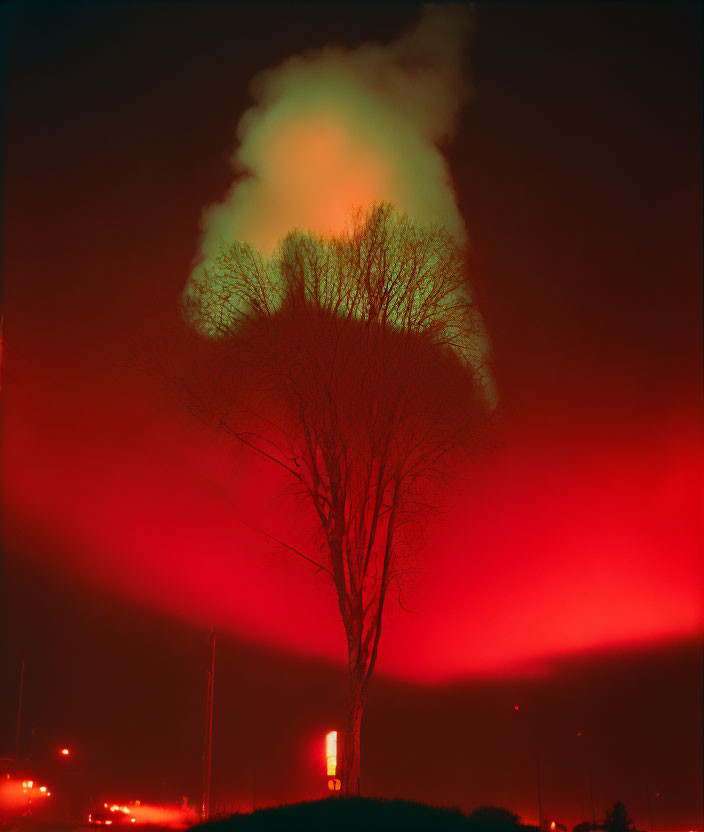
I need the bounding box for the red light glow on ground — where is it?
[130,802,198,828]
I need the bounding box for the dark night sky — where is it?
[1,2,702,829]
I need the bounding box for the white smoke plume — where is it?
[194,4,474,259]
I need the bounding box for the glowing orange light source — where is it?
[60,748,70,757]
[325,731,338,778]
[551,822,556,830]
[327,778,341,791]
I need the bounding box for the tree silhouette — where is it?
[603,802,637,832]
[179,203,493,793]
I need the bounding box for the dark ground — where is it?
[193,797,537,832]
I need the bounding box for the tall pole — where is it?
[644,778,654,832]
[252,760,256,812]
[536,750,543,829]
[14,658,24,764]
[588,769,596,826]
[202,629,216,823]
[581,729,596,825]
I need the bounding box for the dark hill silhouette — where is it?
[193,797,531,832]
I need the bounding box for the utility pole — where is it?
[588,770,596,826]
[252,760,256,812]
[201,629,216,823]
[579,728,596,825]
[14,658,24,765]
[536,750,543,829]
[644,778,655,832]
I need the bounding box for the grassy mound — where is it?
[193,796,475,831]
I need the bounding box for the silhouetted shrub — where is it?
[467,805,522,828]
[574,822,602,832]
[603,802,638,832]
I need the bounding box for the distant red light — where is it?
[514,705,519,711]
[60,748,70,757]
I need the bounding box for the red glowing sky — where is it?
[3,2,702,685]
[4,365,700,682]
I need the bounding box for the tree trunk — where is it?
[342,670,364,796]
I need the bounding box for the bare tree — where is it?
[179,203,493,794]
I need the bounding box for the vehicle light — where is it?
[105,822,112,826]
[39,786,47,793]
[131,819,136,824]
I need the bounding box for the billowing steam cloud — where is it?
[185,3,495,403]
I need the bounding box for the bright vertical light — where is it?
[325,730,337,777]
